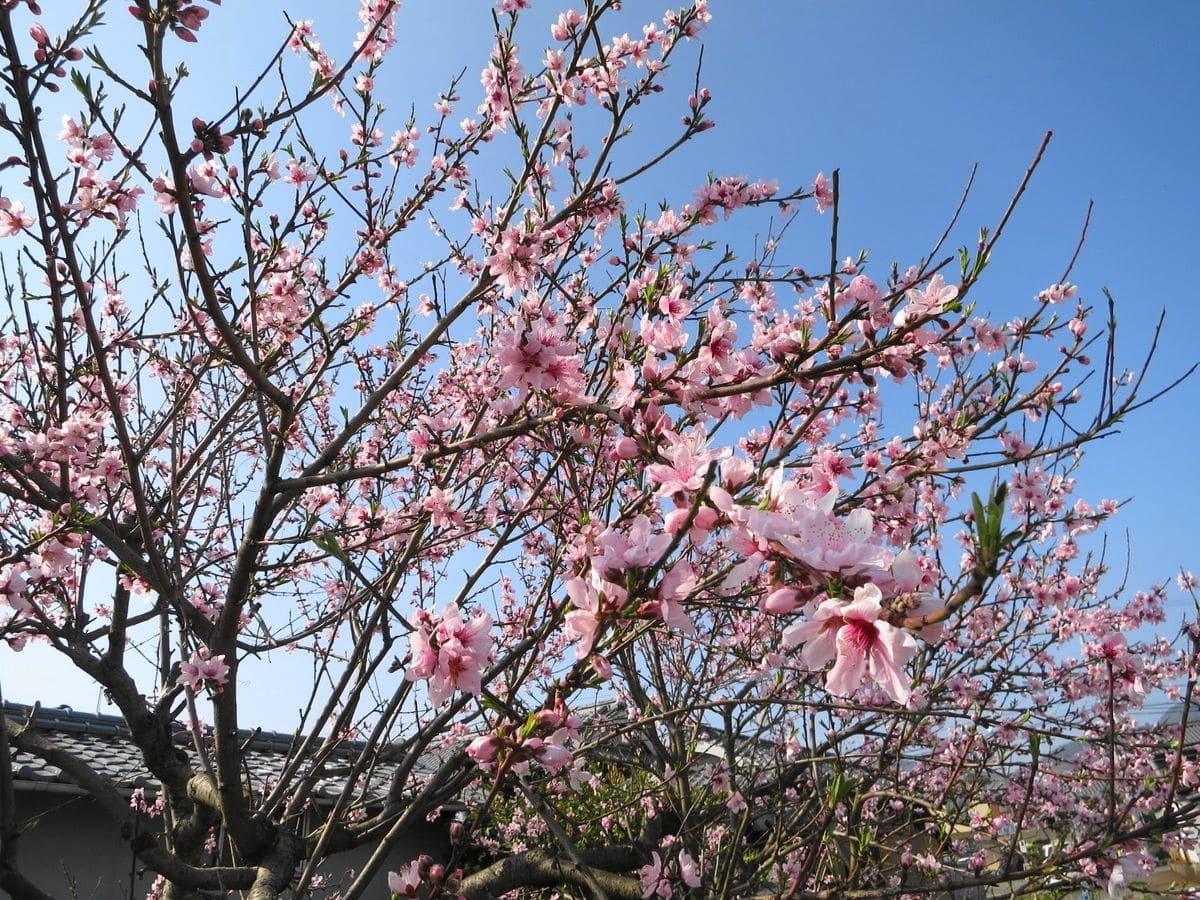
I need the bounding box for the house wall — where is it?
[11,790,143,899]
[9,788,448,898]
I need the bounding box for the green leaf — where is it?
[312,533,348,564]
[971,492,986,530]
[827,769,852,805]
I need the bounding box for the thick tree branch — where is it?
[460,846,646,900]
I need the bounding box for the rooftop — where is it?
[2,700,430,804]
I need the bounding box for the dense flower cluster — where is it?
[0,2,1191,899]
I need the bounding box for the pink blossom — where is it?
[0,198,34,237]
[178,646,230,693]
[885,549,945,642]
[679,850,702,888]
[404,604,493,705]
[763,585,800,615]
[283,158,314,186]
[524,730,572,772]
[494,320,585,401]
[590,654,613,680]
[29,536,78,579]
[784,584,917,703]
[485,227,542,296]
[640,851,671,898]
[594,516,671,573]
[645,426,728,498]
[151,174,177,214]
[467,734,503,765]
[612,436,640,460]
[564,574,604,659]
[741,483,890,580]
[0,564,30,613]
[644,560,697,635]
[187,160,228,199]
[387,860,423,898]
[551,9,583,41]
[812,171,833,212]
[894,274,958,328]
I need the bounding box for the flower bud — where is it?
[466,734,502,764]
[763,586,799,615]
[612,436,640,460]
[590,654,612,680]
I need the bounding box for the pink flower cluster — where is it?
[563,515,698,661]
[494,318,585,402]
[405,604,493,705]
[56,116,142,228]
[177,646,230,693]
[466,707,579,774]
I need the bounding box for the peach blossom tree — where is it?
[0,1,1196,898]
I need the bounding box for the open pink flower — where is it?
[894,273,959,328]
[640,851,671,898]
[387,860,423,897]
[405,604,493,705]
[178,646,230,693]
[0,198,34,237]
[644,560,697,635]
[784,584,916,703]
[645,426,727,499]
[679,850,702,888]
[564,573,605,659]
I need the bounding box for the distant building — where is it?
[2,701,448,898]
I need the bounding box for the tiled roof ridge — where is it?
[2,699,345,756]
[3,700,419,805]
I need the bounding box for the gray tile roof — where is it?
[1157,700,1200,750]
[3,701,406,805]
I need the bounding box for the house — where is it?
[2,700,450,898]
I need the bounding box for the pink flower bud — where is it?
[466,734,502,764]
[534,709,562,729]
[613,436,640,460]
[590,654,613,680]
[763,586,800,615]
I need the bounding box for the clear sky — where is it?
[5,1,1198,727]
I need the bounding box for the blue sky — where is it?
[6,1,1198,726]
